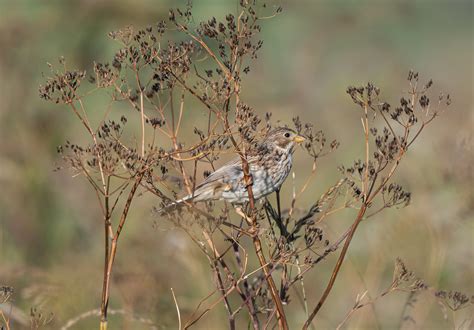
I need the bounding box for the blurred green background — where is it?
[0,0,472,329]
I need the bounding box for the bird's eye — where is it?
[284,132,291,138]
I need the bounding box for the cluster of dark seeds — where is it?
[435,290,472,311]
[1,286,13,302]
[39,69,86,104]
[93,62,118,88]
[392,258,428,292]
[392,259,472,314]
[382,183,411,207]
[373,127,400,161]
[346,83,380,107]
[293,116,339,160]
[56,115,170,178]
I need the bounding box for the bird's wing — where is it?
[196,155,263,187]
[191,155,261,201]
[158,158,243,212]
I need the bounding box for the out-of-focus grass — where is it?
[0,0,472,328]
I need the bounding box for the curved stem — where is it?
[302,204,367,329]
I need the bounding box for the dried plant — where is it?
[337,258,473,329]
[1,286,54,330]
[29,307,54,330]
[1,286,14,330]
[38,1,465,329]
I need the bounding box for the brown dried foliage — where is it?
[38,1,468,329]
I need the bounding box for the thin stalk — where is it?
[302,204,368,329]
[99,171,145,329]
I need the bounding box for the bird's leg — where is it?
[275,188,282,221]
[274,190,290,238]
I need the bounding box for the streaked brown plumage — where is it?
[166,127,305,209]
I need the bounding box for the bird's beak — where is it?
[293,135,306,144]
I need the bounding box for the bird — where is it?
[162,127,305,211]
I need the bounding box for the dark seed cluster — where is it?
[435,290,472,311]
[39,68,86,104]
[293,116,339,160]
[392,258,428,292]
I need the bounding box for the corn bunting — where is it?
[165,127,305,210]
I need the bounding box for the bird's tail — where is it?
[157,195,193,214]
[157,185,216,214]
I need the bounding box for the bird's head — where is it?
[265,127,305,152]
